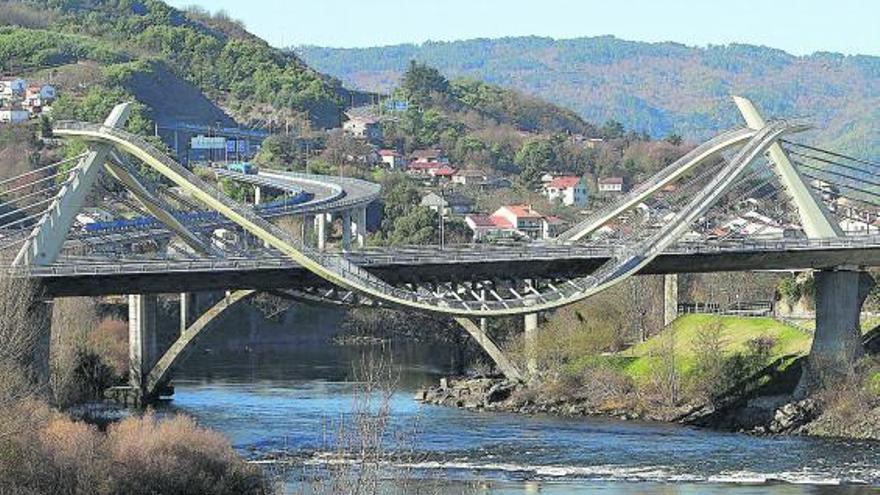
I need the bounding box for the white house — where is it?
[491,205,546,240]
[0,78,26,98]
[343,116,382,143]
[452,169,487,186]
[378,149,405,169]
[598,177,625,193]
[543,175,589,207]
[0,107,29,124]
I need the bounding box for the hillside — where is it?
[0,0,371,130]
[297,36,880,156]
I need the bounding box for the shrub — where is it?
[105,412,265,495]
[89,318,128,378]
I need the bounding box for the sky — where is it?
[166,0,880,56]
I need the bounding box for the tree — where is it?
[665,133,683,146]
[600,120,625,140]
[320,129,374,176]
[387,206,438,245]
[401,60,449,106]
[514,139,557,189]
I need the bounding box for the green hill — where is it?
[0,0,372,130]
[297,36,880,156]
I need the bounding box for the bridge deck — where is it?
[29,236,880,297]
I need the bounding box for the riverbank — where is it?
[415,368,880,441]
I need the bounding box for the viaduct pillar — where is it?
[341,210,352,250]
[129,294,159,400]
[355,206,367,248]
[799,269,874,394]
[315,213,327,251]
[524,312,539,375]
[663,274,679,327]
[253,185,262,206]
[179,292,198,335]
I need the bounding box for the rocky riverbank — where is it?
[415,376,879,439]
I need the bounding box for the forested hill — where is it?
[297,36,880,155]
[0,0,372,130]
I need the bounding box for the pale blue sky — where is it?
[167,0,880,56]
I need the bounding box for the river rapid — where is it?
[162,304,880,494]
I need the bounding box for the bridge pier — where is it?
[524,312,539,375]
[664,274,678,327]
[799,269,874,394]
[179,292,198,335]
[128,294,159,403]
[354,206,367,248]
[341,209,352,250]
[315,213,327,251]
[253,185,262,206]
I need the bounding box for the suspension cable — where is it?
[0,153,88,189]
[781,140,880,170]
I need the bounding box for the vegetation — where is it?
[299,36,880,157]
[2,0,354,129]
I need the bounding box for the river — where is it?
[163,304,880,494]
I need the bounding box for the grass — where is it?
[600,315,812,383]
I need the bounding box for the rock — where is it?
[768,399,819,434]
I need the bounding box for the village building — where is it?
[451,169,487,186]
[343,116,383,144]
[0,106,30,124]
[410,148,448,164]
[0,77,26,98]
[420,191,474,215]
[543,175,589,207]
[378,149,406,169]
[598,176,625,194]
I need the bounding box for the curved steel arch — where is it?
[53,119,808,318]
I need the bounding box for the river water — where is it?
[164,305,880,494]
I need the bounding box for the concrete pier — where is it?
[800,269,874,393]
[355,207,367,248]
[524,312,539,374]
[179,292,198,335]
[129,294,158,394]
[315,213,327,251]
[341,209,352,250]
[663,274,678,327]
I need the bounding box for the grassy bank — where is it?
[609,315,811,382]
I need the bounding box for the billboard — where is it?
[191,135,226,150]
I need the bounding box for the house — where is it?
[451,169,487,186]
[343,116,383,144]
[491,205,546,240]
[378,149,405,169]
[410,148,447,164]
[24,85,56,112]
[0,78,26,98]
[25,84,56,103]
[0,107,29,124]
[598,177,625,194]
[407,161,441,178]
[543,175,589,207]
[465,214,516,241]
[420,191,474,215]
[429,165,458,182]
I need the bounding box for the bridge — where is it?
[3,96,878,404]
